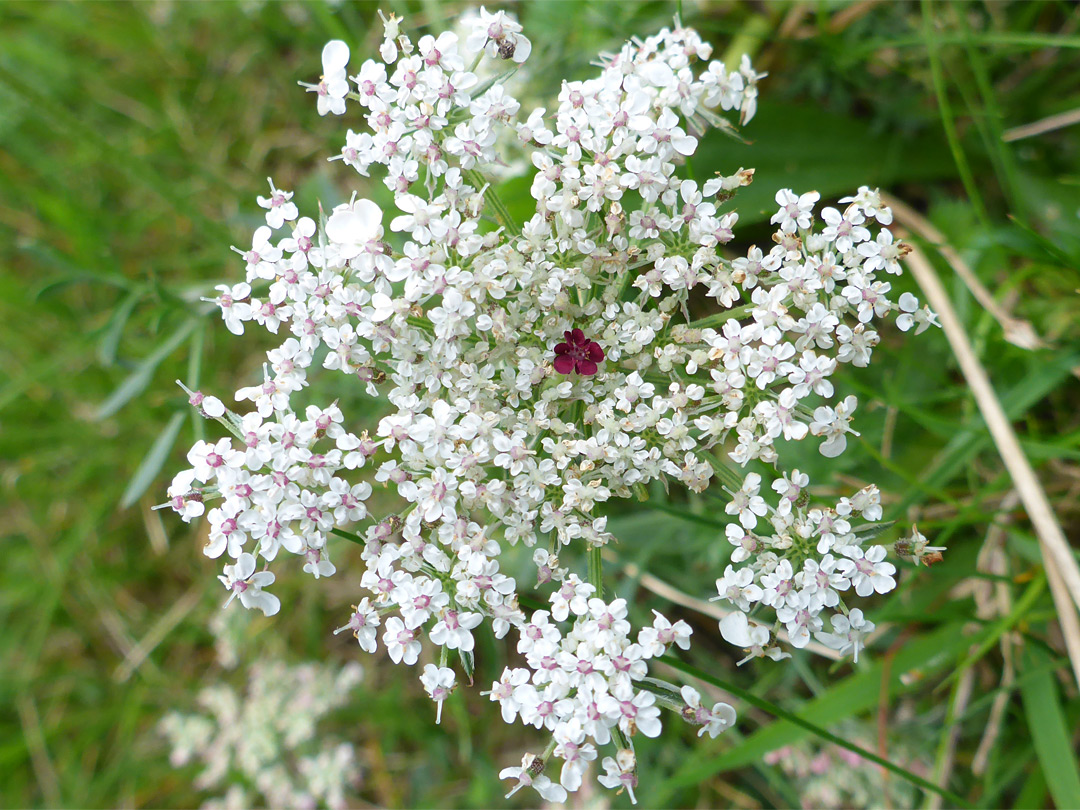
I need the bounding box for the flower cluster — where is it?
[167,393,371,615]
[716,471,892,663]
[162,8,941,803]
[764,720,931,809]
[490,585,733,801]
[160,659,363,809]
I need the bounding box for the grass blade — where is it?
[646,622,976,806]
[94,318,197,420]
[658,654,973,808]
[120,410,186,509]
[1019,645,1080,809]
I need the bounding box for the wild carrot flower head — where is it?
[161,9,942,804]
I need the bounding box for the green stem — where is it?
[921,0,992,230]
[635,677,688,713]
[537,735,558,769]
[466,168,518,233]
[588,545,604,600]
[685,303,754,331]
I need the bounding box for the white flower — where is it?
[166,469,204,522]
[499,755,567,803]
[517,610,560,655]
[896,291,939,334]
[820,205,870,253]
[257,178,299,230]
[836,545,896,597]
[303,547,336,579]
[420,664,456,724]
[429,609,483,652]
[550,575,594,621]
[898,525,947,566]
[636,610,692,657]
[481,667,531,723]
[681,685,737,738]
[770,188,819,233]
[307,40,350,116]
[719,612,789,665]
[726,472,768,529]
[776,598,823,648]
[712,565,763,611]
[187,438,243,482]
[218,553,280,616]
[599,681,662,738]
[840,185,893,225]
[553,718,597,791]
[598,749,639,804]
[325,199,383,261]
[810,394,860,458]
[382,616,421,665]
[816,608,875,662]
[333,599,380,652]
[163,16,940,799]
[213,282,252,336]
[466,8,532,63]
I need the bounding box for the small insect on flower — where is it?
[553,329,604,376]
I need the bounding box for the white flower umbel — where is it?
[159,659,363,809]
[163,9,943,803]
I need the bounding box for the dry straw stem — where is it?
[930,491,1019,809]
[881,192,1045,351]
[15,694,61,807]
[902,240,1080,689]
[971,492,1019,775]
[114,584,203,682]
[1002,106,1080,142]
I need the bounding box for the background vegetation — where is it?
[2,1,1079,807]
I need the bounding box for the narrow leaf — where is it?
[94,318,197,420]
[1020,645,1080,809]
[97,289,145,367]
[458,648,475,686]
[658,654,973,808]
[330,527,365,546]
[120,411,186,509]
[647,622,976,806]
[851,520,897,542]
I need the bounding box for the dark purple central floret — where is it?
[553,329,604,376]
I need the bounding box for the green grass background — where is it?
[1,1,1079,807]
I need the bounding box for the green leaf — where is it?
[698,100,956,226]
[937,571,1045,691]
[646,623,976,806]
[1019,645,1080,809]
[97,289,145,367]
[656,652,973,809]
[457,648,475,686]
[851,520,897,542]
[330,527,365,546]
[94,318,197,420]
[890,351,1080,519]
[120,410,186,509]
